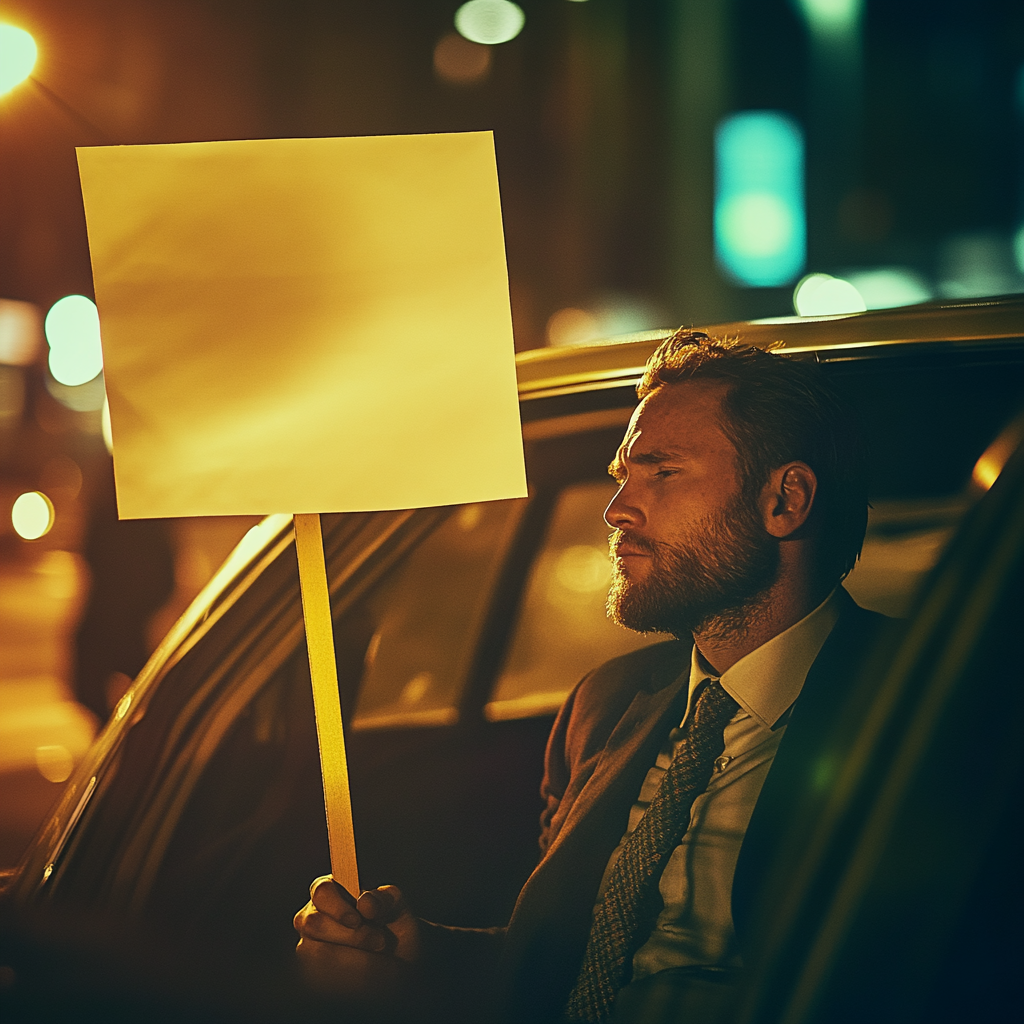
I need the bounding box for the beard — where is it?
[607,491,779,639]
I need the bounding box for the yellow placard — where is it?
[78,132,526,519]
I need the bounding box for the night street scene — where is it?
[0,2,1022,1022]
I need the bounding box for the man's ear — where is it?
[760,462,817,538]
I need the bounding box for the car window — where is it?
[487,479,657,721]
[843,496,964,618]
[352,498,526,729]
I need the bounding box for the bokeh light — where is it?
[718,193,795,259]
[793,273,867,316]
[35,744,74,783]
[434,32,492,85]
[0,299,42,365]
[455,0,525,45]
[44,295,103,387]
[845,267,931,309]
[715,112,805,287]
[1013,225,1024,275]
[0,23,37,95]
[553,545,610,595]
[12,491,55,540]
[547,307,600,346]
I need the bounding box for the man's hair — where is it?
[637,328,869,584]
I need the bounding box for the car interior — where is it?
[12,337,1024,1018]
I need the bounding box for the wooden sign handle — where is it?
[293,512,360,897]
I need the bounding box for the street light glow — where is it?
[0,23,37,96]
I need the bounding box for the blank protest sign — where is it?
[77,131,527,897]
[78,131,526,519]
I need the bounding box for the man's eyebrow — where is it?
[608,448,686,480]
[630,449,685,465]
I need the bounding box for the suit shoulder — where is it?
[571,638,690,715]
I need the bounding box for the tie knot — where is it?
[692,678,739,731]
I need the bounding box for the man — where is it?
[294,330,887,1022]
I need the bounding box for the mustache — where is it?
[609,529,662,558]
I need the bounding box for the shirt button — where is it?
[713,755,732,773]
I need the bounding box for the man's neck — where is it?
[692,577,833,676]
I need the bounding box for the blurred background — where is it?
[0,0,1022,866]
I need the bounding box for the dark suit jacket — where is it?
[485,589,889,1022]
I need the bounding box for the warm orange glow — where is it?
[35,745,74,783]
[972,454,1002,491]
[0,299,42,365]
[971,417,1024,492]
[434,32,491,84]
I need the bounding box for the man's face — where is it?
[604,381,779,637]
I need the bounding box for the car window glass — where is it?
[843,497,964,618]
[487,480,657,720]
[352,499,526,729]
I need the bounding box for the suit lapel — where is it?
[501,644,690,1020]
[731,593,887,940]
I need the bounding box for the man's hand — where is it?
[293,877,423,1001]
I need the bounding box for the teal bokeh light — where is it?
[715,111,806,288]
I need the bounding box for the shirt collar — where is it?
[685,587,843,729]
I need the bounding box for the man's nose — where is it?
[604,483,643,529]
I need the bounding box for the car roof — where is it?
[515,294,1024,399]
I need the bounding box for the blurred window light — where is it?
[44,294,103,387]
[434,32,492,85]
[547,307,600,347]
[591,295,664,338]
[795,0,863,36]
[844,267,932,310]
[12,491,55,540]
[937,233,1023,299]
[0,23,37,95]
[0,298,42,365]
[793,273,866,316]
[1013,225,1024,276]
[455,0,524,45]
[715,112,805,287]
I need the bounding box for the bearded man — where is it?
[293,330,886,1023]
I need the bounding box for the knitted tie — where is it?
[564,679,740,1024]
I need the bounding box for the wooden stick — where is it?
[293,512,360,897]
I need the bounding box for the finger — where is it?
[297,906,388,952]
[310,876,362,928]
[356,884,410,924]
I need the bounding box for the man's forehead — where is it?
[619,381,729,456]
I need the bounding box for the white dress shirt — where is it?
[594,588,843,980]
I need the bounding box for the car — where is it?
[1,295,1022,1021]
